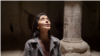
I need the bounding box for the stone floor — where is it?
[91,51,100,56]
[1,50,100,56]
[1,50,23,56]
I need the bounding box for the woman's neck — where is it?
[39,30,50,42]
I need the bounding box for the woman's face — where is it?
[37,15,51,31]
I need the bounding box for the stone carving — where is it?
[60,40,91,56]
[60,1,91,56]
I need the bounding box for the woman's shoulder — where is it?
[25,38,38,44]
[51,35,60,42]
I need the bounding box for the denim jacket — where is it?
[23,36,61,56]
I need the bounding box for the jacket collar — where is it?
[31,36,58,56]
[50,36,58,51]
[31,36,58,43]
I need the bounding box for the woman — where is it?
[23,13,61,56]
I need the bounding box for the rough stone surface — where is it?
[60,1,91,56]
[60,40,91,56]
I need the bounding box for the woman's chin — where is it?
[43,27,50,30]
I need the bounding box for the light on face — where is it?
[37,15,51,31]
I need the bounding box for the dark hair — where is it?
[31,13,51,39]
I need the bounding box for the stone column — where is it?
[60,1,91,56]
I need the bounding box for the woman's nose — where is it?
[46,20,48,23]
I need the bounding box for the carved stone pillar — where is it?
[60,1,91,56]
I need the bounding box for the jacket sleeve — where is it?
[23,41,31,56]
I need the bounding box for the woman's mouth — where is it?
[45,24,50,27]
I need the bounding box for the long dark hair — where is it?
[31,13,51,39]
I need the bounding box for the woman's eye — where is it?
[41,18,44,20]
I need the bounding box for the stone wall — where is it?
[1,1,64,51]
[82,1,100,50]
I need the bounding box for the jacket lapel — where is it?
[50,37,58,56]
[31,37,44,56]
[50,39,55,52]
[37,41,44,56]
[32,37,58,56]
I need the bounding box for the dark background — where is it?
[1,1,100,56]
